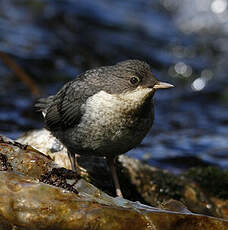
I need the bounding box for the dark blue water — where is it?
[0,0,228,172]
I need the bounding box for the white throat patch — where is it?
[81,86,154,116]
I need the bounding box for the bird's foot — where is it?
[116,187,123,198]
[77,165,87,173]
[107,156,123,198]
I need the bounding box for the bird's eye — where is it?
[130,76,140,85]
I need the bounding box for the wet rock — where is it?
[0,135,81,195]
[185,167,228,199]
[40,167,80,194]
[0,170,228,230]
[0,153,12,171]
[0,135,58,179]
[159,199,192,214]
[0,133,227,229]
[17,129,228,219]
[119,154,228,219]
[17,129,71,170]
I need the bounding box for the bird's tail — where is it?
[34,96,54,116]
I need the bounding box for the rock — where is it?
[0,135,58,179]
[0,171,227,230]
[118,155,228,218]
[17,129,71,169]
[0,134,227,229]
[0,135,80,193]
[17,129,228,219]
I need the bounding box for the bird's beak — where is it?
[153,81,174,90]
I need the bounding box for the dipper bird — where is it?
[36,60,174,197]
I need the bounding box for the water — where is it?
[0,0,227,172]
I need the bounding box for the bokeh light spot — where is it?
[211,0,227,14]
[174,62,192,78]
[175,62,187,74]
[191,78,206,91]
[201,69,214,80]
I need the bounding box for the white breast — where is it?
[72,87,154,154]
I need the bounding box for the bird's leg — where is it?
[67,150,79,173]
[107,156,123,197]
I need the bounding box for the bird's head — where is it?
[89,59,174,100]
[84,59,174,105]
[114,59,174,91]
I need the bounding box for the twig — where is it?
[0,51,41,96]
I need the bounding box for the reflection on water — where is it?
[0,0,227,171]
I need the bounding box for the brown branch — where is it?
[0,51,41,96]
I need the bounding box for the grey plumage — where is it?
[36,59,174,197]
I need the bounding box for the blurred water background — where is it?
[0,0,228,172]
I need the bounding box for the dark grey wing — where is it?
[44,75,98,131]
[35,96,55,113]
